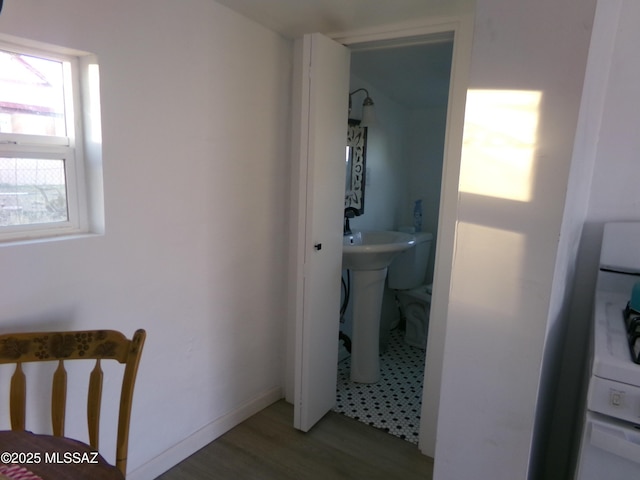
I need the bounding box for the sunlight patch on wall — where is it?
[459,89,542,202]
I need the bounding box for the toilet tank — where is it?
[388,232,433,290]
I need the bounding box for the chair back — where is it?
[0,329,146,476]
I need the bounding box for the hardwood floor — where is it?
[156,400,434,480]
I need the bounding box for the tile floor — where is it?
[334,328,426,444]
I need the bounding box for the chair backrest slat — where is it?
[0,329,146,477]
[51,359,67,437]
[10,362,26,430]
[115,330,145,474]
[87,358,103,450]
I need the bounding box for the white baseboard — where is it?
[127,387,283,480]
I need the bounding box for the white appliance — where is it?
[574,222,640,479]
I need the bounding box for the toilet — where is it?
[387,232,433,349]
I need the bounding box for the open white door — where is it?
[291,33,350,431]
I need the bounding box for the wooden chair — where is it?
[0,329,146,477]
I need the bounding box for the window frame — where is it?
[0,39,88,242]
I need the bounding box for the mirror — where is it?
[345,119,367,215]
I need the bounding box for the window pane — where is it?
[0,158,68,226]
[0,49,66,137]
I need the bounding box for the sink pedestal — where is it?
[342,231,416,384]
[350,267,387,383]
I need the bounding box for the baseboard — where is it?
[127,386,283,480]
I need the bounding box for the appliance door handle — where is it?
[590,421,640,464]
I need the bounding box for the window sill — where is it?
[0,231,104,248]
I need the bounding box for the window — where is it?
[0,39,97,242]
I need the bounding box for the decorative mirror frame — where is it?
[345,119,367,215]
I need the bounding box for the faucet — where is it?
[344,207,358,235]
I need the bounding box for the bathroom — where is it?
[335,35,454,443]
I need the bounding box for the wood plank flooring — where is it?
[156,399,434,480]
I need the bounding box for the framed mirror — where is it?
[345,119,367,215]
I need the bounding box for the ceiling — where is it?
[213,0,472,39]
[350,39,453,109]
[214,0,461,109]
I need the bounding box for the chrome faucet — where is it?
[344,207,358,235]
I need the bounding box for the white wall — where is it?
[565,0,640,315]
[406,106,449,283]
[0,1,291,478]
[585,4,640,220]
[433,1,597,479]
[543,1,640,478]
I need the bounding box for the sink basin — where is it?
[343,231,416,270]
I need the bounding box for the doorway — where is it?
[332,19,473,456]
[289,18,473,457]
[333,34,454,445]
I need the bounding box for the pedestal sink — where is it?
[343,231,416,383]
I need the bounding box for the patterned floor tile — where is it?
[334,328,426,444]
